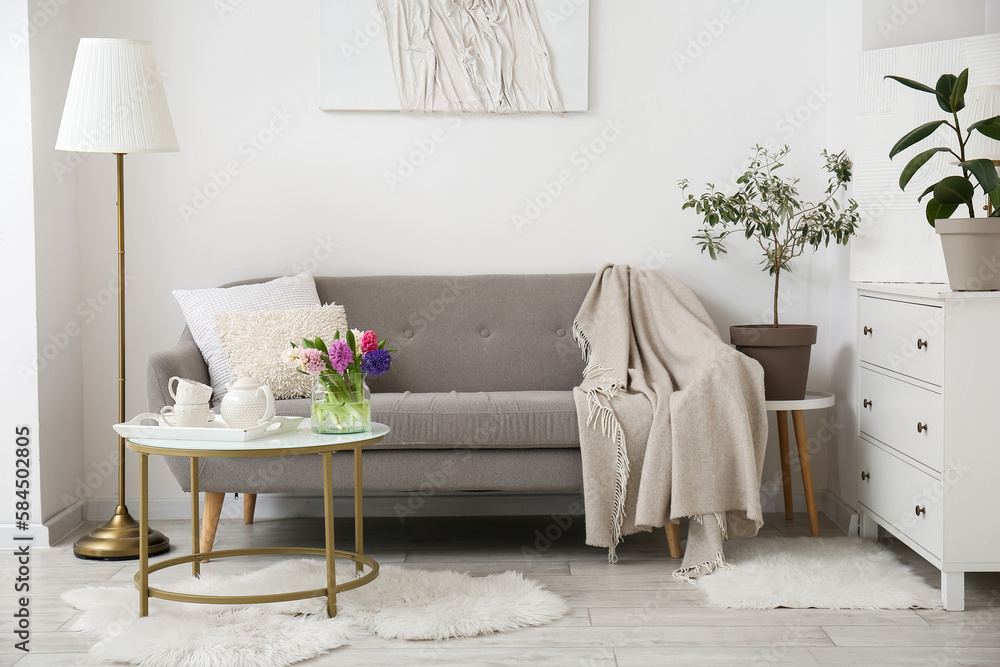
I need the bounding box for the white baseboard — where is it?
[85,488,836,524]
[0,523,50,549]
[43,501,85,546]
[824,489,858,536]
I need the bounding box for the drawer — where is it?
[858,439,943,559]
[859,367,943,472]
[859,296,944,385]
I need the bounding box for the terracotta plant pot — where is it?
[730,324,817,401]
[935,218,1000,291]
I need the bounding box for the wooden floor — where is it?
[3,511,999,666]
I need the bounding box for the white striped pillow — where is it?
[172,272,320,403]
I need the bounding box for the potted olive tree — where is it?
[885,69,1000,290]
[679,145,861,400]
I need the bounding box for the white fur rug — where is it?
[696,536,943,610]
[63,559,568,667]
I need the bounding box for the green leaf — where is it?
[899,147,950,190]
[933,175,975,206]
[959,158,1000,194]
[918,184,936,202]
[968,115,1000,141]
[934,73,960,113]
[314,337,329,355]
[925,198,959,226]
[346,329,356,352]
[949,68,969,112]
[991,188,1000,216]
[889,121,949,158]
[884,74,937,95]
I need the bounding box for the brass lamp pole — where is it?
[56,39,177,559]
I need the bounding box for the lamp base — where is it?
[73,505,170,561]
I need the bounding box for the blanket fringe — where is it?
[575,318,628,564]
[690,512,729,540]
[671,551,733,583]
[572,319,591,363]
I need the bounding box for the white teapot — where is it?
[220,377,276,429]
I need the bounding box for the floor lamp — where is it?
[56,39,177,560]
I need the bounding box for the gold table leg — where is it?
[191,457,200,578]
[323,451,337,618]
[354,447,364,574]
[776,410,794,521]
[139,453,149,617]
[792,410,820,537]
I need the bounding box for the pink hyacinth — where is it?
[360,330,378,354]
[299,348,326,376]
[328,339,353,373]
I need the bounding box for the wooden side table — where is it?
[765,391,835,537]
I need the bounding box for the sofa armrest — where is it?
[146,341,210,413]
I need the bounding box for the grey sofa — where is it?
[148,273,606,551]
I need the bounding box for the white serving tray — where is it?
[114,414,304,442]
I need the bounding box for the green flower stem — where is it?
[312,371,370,434]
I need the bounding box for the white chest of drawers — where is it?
[857,285,1000,611]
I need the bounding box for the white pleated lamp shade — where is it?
[56,38,178,153]
[965,85,1000,162]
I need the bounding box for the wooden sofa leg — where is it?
[244,493,257,525]
[201,492,225,558]
[665,523,683,559]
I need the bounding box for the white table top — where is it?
[765,391,835,412]
[126,422,390,457]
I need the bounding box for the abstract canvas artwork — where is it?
[321,0,589,113]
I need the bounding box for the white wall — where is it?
[0,1,44,547]
[49,0,842,514]
[826,1,864,516]
[27,0,85,536]
[862,0,991,50]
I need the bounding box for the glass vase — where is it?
[311,372,371,434]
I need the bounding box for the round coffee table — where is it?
[125,422,389,618]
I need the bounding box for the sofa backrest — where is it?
[197,274,593,393]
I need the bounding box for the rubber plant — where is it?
[679,145,862,327]
[885,68,1000,223]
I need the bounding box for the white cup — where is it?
[160,403,214,427]
[169,377,214,405]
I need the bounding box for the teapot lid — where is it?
[229,376,263,389]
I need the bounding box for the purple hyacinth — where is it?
[360,349,391,377]
[327,340,354,373]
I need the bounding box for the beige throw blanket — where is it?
[573,265,768,579]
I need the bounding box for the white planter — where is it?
[935,218,1000,291]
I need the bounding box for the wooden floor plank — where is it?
[6,512,979,665]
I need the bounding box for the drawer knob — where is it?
[917,422,928,433]
[861,471,870,481]
[915,505,926,517]
[863,399,872,409]
[863,326,873,336]
[917,338,928,350]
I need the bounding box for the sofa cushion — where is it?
[214,303,348,400]
[216,274,593,393]
[278,390,579,449]
[172,271,321,403]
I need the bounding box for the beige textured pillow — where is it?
[214,304,348,400]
